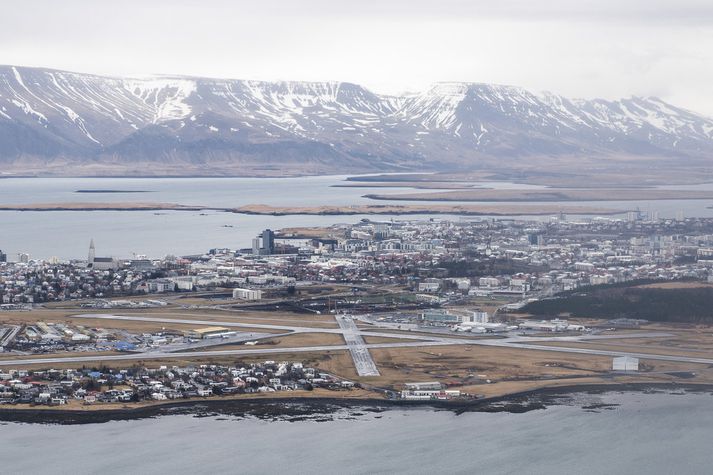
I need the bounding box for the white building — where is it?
[418,282,440,292]
[91,257,118,271]
[509,278,530,292]
[472,311,489,323]
[519,319,570,332]
[478,277,501,288]
[232,288,263,300]
[574,262,596,272]
[170,277,195,291]
[612,356,639,371]
[404,382,442,391]
[452,278,471,290]
[145,279,175,293]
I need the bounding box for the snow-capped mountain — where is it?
[0,65,711,175]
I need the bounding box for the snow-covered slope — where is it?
[399,82,713,157]
[0,66,711,174]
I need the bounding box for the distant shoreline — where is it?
[0,202,625,216]
[0,382,708,425]
[363,189,713,202]
[0,203,206,212]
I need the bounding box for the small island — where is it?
[75,189,152,193]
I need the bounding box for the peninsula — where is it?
[0,202,625,216]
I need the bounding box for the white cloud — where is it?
[2,0,712,115]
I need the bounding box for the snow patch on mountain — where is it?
[0,66,711,169]
[124,78,196,123]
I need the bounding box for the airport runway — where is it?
[3,314,707,370]
[4,336,713,368]
[73,313,328,333]
[145,332,282,353]
[70,313,469,344]
[0,340,462,367]
[336,314,380,376]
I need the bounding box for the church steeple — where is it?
[88,239,96,266]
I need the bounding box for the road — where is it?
[144,332,282,353]
[73,313,323,333]
[0,340,462,367]
[4,336,713,368]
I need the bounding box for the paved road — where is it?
[336,315,380,377]
[74,313,323,333]
[145,332,282,354]
[552,332,674,342]
[5,335,713,368]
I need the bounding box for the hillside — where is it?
[1,66,712,177]
[523,282,713,324]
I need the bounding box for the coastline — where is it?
[363,189,713,202]
[1,382,709,425]
[0,202,625,216]
[0,203,207,212]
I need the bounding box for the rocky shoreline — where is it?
[1,382,709,425]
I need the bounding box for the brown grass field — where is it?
[233,203,620,216]
[308,343,713,397]
[361,335,414,344]
[365,188,713,202]
[4,306,713,401]
[4,337,712,400]
[637,281,713,289]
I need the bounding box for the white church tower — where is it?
[88,239,96,267]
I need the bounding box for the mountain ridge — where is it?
[1,65,711,177]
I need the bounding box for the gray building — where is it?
[262,229,275,254]
[253,229,276,255]
[87,240,118,270]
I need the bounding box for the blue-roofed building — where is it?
[114,341,136,351]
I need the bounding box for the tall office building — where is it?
[262,229,275,255]
[0,249,6,263]
[252,229,276,255]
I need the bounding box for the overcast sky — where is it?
[2,0,713,115]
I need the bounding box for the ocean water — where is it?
[0,175,451,259]
[1,176,713,259]
[0,391,710,474]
